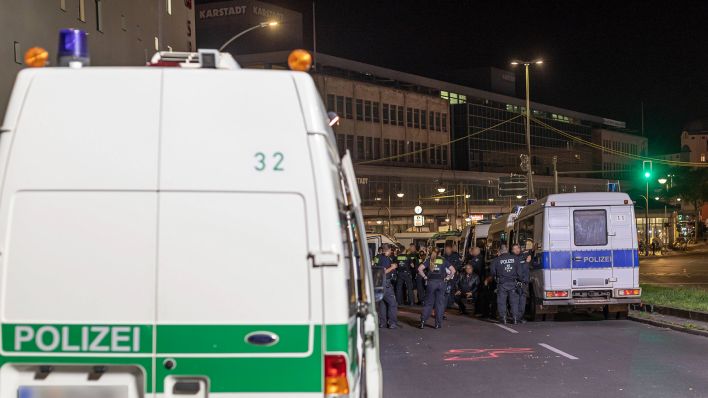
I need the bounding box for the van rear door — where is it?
[608,205,637,288]
[569,207,613,289]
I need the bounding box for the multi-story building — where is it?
[237,51,644,232]
[681,119,708,163]
[0,0,195,122]
[593,129,648,179]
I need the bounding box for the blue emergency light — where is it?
[58,29,90,67]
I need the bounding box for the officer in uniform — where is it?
[516,248,532,323]
[490,244,523,324]
[395,246,415,306]
[373,244,399,328]
[443,244,462,309]
[465,246,485,280]
[415,248,428,306]
[418,248,456,329]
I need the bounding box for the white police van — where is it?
[0,41,383,397]
[514,192,640,320]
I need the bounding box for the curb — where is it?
[652,305,708,323]
[629,314,708,338]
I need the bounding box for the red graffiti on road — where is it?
[444,348,534,361]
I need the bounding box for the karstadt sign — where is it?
[196,0,303,55]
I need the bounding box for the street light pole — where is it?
[511,59,543,199]
[645,180,649,256]
[219,21,279,52]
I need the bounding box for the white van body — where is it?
[394,231,435,249]
[514,193,640,318]
[485,213,518,262]
[365,234,397,259]
[0,63,382,397]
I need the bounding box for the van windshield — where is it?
[573,209,608,246]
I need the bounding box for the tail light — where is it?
[324,354,349,396]
[616,288,641,297]
[545,290,569,299]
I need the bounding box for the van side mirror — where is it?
[372,267,385,302]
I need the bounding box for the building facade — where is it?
[593,129,649,179]
[681,130,708,163]
[0,0,195,123]
[236,51,646,232]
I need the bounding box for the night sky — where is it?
[263,0,708,154]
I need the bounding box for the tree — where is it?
[669,168,708,238]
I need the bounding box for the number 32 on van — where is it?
[4,324,150,353]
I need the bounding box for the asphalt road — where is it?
[640,251,708,287]
[379,308,708,398]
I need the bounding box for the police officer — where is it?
[454,264,480,315]
[490,244,523,324]
[443,244,462,309]
[516,248,532,323]
[374,244,399,329]
[395,245,415,306]
[465,246,485,280]
[415,248,428,305]
[418,248,456,329]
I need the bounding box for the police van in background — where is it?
[514,192,640,321]
[0,30,384,398]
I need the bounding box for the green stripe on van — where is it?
[155,326,325,393]
[157,324,310,354]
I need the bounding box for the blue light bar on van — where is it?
[58,29,90,67]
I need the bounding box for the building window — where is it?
[95,0,104,32]
[383,104,389,124]
[365,137,373,160]
[422,143,428,164]
[373,102,380,123]
[391,139,398,159]
[421,110,427,129]
[442,146,448,164]
[356,136,365,160]
[435,112,441,131]
[13,42,21,65]
[430,145,436,164]
[355,99,363,121]
[336,134,345,155]
[364,101,372,122]
[414,109,420,129]
[384,139,391,157]
[429,111,435,130]
[344,97,353,119]
[702,154,706,162]
[374,138,381,159]
[397,106,404,127]
[327,95,335,111]
[345,135,354,154]
[398,141,405,162]
[406,107,413,128]
[336,96,344,117]
[415,142,422,163]
[442,113,448,132]
[78,0,86,22]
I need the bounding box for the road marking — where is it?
[539,343,579,360]
[495,324,518,334]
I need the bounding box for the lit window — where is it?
[701,154,706,162]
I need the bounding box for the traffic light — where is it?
[642,160,652,179]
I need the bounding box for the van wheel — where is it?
[616,310,628,320]
[603,305,610,320]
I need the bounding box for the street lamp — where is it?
[437,186,446,193]
[516,194,523,199]
[219,21,279,51]
[658,178,667,185]
[396,192,405,198]
[511,58,543,199]
[488,198,495,202]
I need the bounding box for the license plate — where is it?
[19,386,128,398]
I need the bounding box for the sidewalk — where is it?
[639,240,708,257]
[629,310,708,338]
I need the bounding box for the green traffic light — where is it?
[644,172,651,178]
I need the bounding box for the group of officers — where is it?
[372,242,531,329]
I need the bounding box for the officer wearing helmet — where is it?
[373,243,399,328]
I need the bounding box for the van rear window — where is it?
[573,209,607,246]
